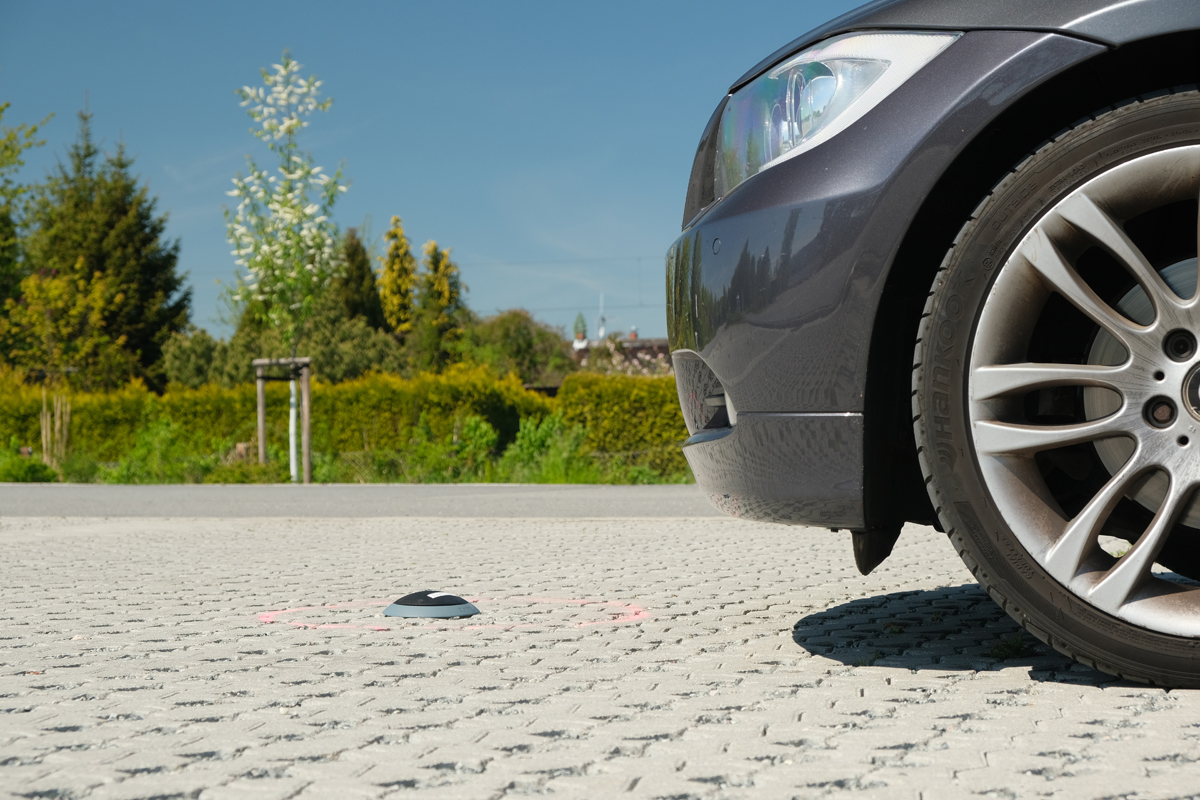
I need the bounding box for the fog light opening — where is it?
[701,392,738,428]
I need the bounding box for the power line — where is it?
[524,303,656,313]
[194,257,658,276]
[196,256,657,273]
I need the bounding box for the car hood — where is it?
[732,0,1200,91]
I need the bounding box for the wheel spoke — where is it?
[1056,194,1181,316]
[1042,447,1150,583]
[973,362,1128,400]
[974,416,1133,457]
[1018,229,1143,345]
[1088,475,1193,613]
[961,144,1200,642]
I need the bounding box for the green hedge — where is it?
[0,365,552,461]
[558,373,688,476]
[312,366,552,453]
[0,368,691,479]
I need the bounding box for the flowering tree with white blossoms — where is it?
[225,51,347,354]
[225,51,347,483]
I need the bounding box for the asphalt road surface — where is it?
[2,487,1199,799]
[0,483,722,518]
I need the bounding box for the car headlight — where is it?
[715,31,960,198]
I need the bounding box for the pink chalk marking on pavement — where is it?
[255,597,649,631]
[256,600,387,627]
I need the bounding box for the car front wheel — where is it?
[914,89,1200,686]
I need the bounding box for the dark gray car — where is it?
[667,0,1200,685]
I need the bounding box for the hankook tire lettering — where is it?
[916,91,1200,686]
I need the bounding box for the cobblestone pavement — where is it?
[4,514,1200,799]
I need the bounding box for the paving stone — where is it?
[4,515,1200,798]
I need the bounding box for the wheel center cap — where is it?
[1184,364,1200,420]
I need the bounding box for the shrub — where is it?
[59,452,101,484]
[63,381,150,462]
[0,436,58,482]
[491,411,683,485]
[0,370,693,484]
[312,412,499,484]
[495,412,601,483]
[455,309,577,386]
[558,373,689,478]
[162,326,220,389]
[403,412,498,483]
[163,300,406,389]
[314,364,551,455]
[204,457,289,484]
[0,365,552,464]
[100,415,218,484]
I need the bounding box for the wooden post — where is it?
[300,364,311,484]
[252,356,312,478]
[256,365,267,464]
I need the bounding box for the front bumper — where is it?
[668,30,1104,526]
[683,412,864,528]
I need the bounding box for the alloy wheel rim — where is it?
[968,145,1200,637]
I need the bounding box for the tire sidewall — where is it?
[919,92,1200,683]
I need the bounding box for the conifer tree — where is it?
[0,212,17,303]
[15,111,189,388]
[409,240,467,372]
[418,240,465,329]
[378,215,417,336]
[335,228,384,329]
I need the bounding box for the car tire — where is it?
[913,88,1200,686]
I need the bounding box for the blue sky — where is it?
[1,0,862,339]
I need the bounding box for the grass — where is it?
[988,633,1038,661]
[854,651,886,668]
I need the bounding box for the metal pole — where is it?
[256,366,266,464]
[300,365,311,485]
[288,377,298,483]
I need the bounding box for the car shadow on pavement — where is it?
[791,582,1119,686]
